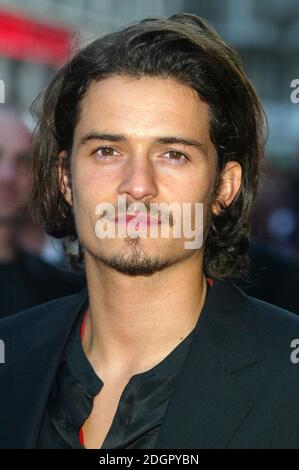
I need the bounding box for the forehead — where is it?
[75,75,211,140]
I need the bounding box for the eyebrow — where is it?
[79,132,208,156]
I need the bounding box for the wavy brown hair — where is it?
[30,13,267,279]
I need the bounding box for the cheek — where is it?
[73,164,113,217]
[176,168,214,204]
[75,158,115,191]
[176,168,215,227]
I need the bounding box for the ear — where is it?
[212,161,242,216]
[58,151,72,207]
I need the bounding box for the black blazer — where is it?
[1,279,299,449]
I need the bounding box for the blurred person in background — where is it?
[288,164,299,256]
[17,216,70,267]
[234,165,299,315]
[235,237,299,314]
[0,105,85,319]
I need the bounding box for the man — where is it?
[0,106,85,318]
[1,13,299,449]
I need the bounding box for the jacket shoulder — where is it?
[241,291,299,373]
[247,293,299,333]
[0,288,88,351]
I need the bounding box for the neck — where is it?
[82,251,208,380]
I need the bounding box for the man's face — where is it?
[63,76,220,276]
[0,112,32,223]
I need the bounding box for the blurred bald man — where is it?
[0,106,84,319]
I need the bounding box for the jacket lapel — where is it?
[154,279,265,449]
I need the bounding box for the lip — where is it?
[114,214,161,225]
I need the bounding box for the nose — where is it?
[117,152,159,203]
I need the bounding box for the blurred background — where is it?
[0,0,298,316]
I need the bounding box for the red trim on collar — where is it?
[79,426,85,446]
[79,310,88,446]
[80,310,88,340]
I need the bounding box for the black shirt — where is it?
[37,282,211,449]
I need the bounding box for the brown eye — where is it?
[164,150,188,163]
[94,146,119,159]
